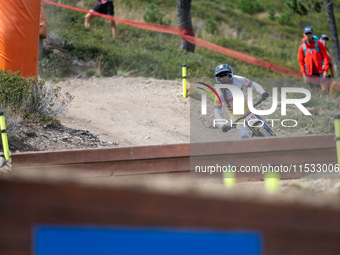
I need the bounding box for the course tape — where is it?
[45,0,337,89]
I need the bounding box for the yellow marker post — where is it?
[182,64,187,98]
[222,165,236,189]
[264,171,280,194]
[333,115,340,167]
[0,112,9,160]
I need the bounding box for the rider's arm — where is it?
[243,78,268,99]
[240,76,266,95]
[249,81,266,94]
[251,81,270,100]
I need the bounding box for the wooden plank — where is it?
[1,179,340,254]
[12,135,335,167]
[190,135,335,156]
[10,135,337,176]
[12,143,190,166]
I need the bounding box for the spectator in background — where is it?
[39,0,48,61]
[298,26,329,94]
[321,34,340,94]
[320,34,336,78]
[85,0,116,37]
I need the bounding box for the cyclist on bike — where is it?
[214,64,269,139]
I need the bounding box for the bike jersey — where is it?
[213,75,266,129]
[215,75,265,110]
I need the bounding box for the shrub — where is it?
[86,69,96,77]
[38,49,74,78]
[238,0,265,14]
[143,3,171,25]
[278,9,294,26]
[0,70,73,122]
[204,17,219,34]
[268,7,276,21]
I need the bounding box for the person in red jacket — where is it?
[298,26,329,94]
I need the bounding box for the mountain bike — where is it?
[222,98,276,137]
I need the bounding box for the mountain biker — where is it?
[213,64,269,139]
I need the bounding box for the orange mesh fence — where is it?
[45,0,337,90]
[181,35,302,79]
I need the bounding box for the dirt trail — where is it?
[56,76,308,147]
[57,76,191,147]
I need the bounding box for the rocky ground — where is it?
[7,122,118,152]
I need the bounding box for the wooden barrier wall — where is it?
[1,178,340,255]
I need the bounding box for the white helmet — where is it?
[214,64,233,84]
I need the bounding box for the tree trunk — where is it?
[326,2,340,77]
[176,0,195,53]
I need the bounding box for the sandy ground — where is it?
[57,76,191,147]
[56,76,306,147]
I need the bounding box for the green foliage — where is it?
[309,0,323,12]
[268,7,276,20]
[143,3,171,25]
[38,49,74,78]
[278,9,294,26]
[0,70,73,122]
[191,1,233,21]
[286,0,309,15]
[86,69,96,77]
[286,0,323,15]
[238,0,265,14]
[125,0,175,9]
[204,17,219,34]
[0,70,42,109]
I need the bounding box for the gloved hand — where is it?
[261,92,269,100]
[222,125,231,132]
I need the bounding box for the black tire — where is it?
[258,126,274,137]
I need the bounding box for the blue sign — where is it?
[34,226,262,255]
